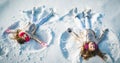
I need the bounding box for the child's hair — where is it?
[80,42,106,60]
[13,29,26,44]
[16,38,26,44]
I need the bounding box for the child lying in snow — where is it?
[67,28,108,61]
[5,22,47,47]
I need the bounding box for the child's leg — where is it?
[84,9,92,29]
[30,24,37,35]
[85,16,91,29]
[25,22,37,34]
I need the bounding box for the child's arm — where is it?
[32,36,42,44]
[31,36,48,47]
[97,29,108,44]
[5,29,17,34]
[67,28,81,41]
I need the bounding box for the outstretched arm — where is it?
[97,29,108,44]
[32,36,42,44]
[31,36,48,47]
[5,29,21,39]
[67,28,81,41]
[5,29,17,34]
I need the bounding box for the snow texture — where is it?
[0,0,120,63]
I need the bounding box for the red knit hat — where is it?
[18,32,30,42]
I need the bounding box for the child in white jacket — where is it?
[67,28,108,60]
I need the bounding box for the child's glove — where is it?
[40,42,48,47]
[5,29,11,33]
[103,28,109,33]
[104,54,113,63]
[67,28,72,33]
[104,29,109,32]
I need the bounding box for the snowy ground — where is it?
[0,0,120,63]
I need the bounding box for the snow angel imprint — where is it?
[5,22,48,47]
[67,28,108,60]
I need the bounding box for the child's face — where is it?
[88,42,96,51]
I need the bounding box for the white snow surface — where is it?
[0,0,120,63]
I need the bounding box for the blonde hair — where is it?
[80,42,106,60]
[13,29,26,44]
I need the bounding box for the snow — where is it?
[0,0,120,63]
